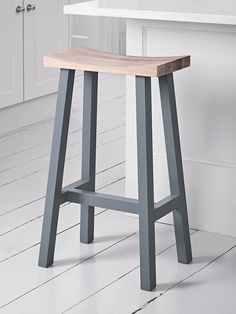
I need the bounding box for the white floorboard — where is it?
[0,162,124,236]
[140,245,236,314]
[0,132,125,217]
[0,179,124,263]
[0,210,138,309]
[0,113,125,183]
[0,221,187,313]
[64,231,236,314]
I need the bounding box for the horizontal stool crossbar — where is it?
[61,185,180,219]
[63,189,140,215]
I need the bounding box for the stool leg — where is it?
[38,69,75,267]
[159,73,192,264]
[80,71,98,244]
[136,76,156,291]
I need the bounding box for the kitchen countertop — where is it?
[64,0,236,25]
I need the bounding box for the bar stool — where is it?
[38,48,192,291]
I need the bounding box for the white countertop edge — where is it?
[64,4,236,26]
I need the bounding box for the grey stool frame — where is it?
[38,69,192,291]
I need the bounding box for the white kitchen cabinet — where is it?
[0,0,24,108]
[0,0,68,108]
[0,0,123,112]
[24,0,69,100]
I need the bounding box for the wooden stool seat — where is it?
[44,47,190,77]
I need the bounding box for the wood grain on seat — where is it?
[44,48,190,77]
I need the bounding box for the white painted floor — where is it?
[0,74,236,314]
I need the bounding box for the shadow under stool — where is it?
[38,47,192,291]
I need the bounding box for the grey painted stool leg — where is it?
[136,76,156,291]
[159,73,192,264]
[80,71,98,244]
[38,69,75,267]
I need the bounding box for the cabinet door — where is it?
[0,0,23,108]
[24,0,69,101]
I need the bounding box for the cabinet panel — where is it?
[0,0,23,108]
[24,0,69,101]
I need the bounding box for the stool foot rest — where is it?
[63,189,140,215]
[61,187,180,222]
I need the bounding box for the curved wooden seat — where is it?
[44,48,190,77]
